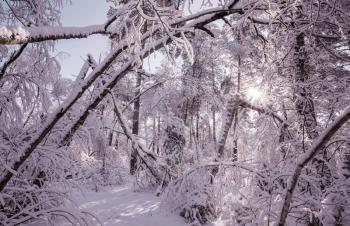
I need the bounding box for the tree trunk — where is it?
[294,32,332,191]
[211,94,240,184]
[130,73,142,175]
[231,54,241,161]
[341,143,350,179]
[110,96,162,184]
[108,130,114,146]
[217,94,240,159]
[212,110,216,146]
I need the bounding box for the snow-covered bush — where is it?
[0,147,88,225]
[162,165,216,225]
[0,188,93,225]
[75,146,128,190]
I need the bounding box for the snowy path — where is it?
[67,184,186,226]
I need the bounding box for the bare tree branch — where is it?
[0,43,28,81]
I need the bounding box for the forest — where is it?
[0,0,350,225]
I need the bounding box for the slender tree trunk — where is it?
[211,64,217,147]
[144,117,149,147]
[211,94,240,184]
[108,131,113,146]
[341,143,350,179]
[157,116,161,154]
[130,73,142,175]
[212,110,216,146]
[152,116,156,153]
[189,115,193,149]
[294,32,332,191]
[231,54,241,161]
[196,111,199,140]
[217,94,240,159]
[231,110,239,161]
[208,118,212,144]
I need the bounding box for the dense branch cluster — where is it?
[0,0,349,225]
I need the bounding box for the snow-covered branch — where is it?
[0,25,109,44]
[238,98,285,124]
[0,2,251,192]
[277,106,350,226]
[0,0,251,45]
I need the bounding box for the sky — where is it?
[55,0,111,79]
[55,0,163,80]
[55,0,212,79]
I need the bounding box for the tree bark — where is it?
[217,94,240,159]
[231,53,241,161]
[130,73,142,175]
[212,110,216,146]
[341,143,350,179]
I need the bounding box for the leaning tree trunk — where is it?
[210,93,240,186]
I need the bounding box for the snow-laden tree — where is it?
[1,0,350,225]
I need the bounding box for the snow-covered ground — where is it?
[77,186,185,226]
[64,184,186,226]
[27,180,238,226]
[25,182,187,226]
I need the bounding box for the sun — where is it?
[247,87,264,101]
[246,87,266,103]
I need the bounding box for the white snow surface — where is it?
[73,185,185,226]
[31,183,187,226]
